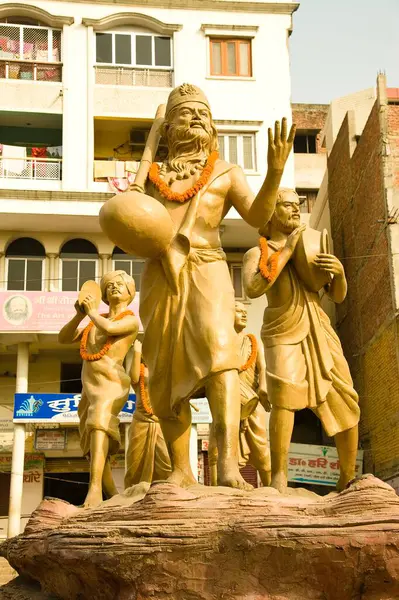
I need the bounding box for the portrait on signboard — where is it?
[3,294,32,326]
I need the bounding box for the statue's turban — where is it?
[100,270,135,305]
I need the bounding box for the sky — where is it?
[290,0,399,104]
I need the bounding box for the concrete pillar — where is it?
[189,424,198,481]
[100,254,111,277]
[8,342,29,538]
[0,252,5,290]
[46,253,57,292]
[61,22,88,191]
[86,25,95,190]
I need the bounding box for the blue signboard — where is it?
[14,393,136,424]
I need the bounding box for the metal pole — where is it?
[7,342,29,538]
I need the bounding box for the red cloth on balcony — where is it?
[31,147,47,158]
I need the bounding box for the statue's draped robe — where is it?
[140,163,241,418]
[78,328,131,456]
[237,334,271,471]
[261,241,359,437]
[125,369,171,487]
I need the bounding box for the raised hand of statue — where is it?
[285,224,306,253]
[315,253,345,278]
[74,300,86,317]
[80,294,98,317]
[267,118,296,172]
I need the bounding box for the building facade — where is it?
[0,0,299,535]
[311,75,399,492]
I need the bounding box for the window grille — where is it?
[95,66,172,87]
[0,23,61,81]
[0,24,61,61]
[218,133,256,172]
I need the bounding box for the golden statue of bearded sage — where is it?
[243,189,360,494]
[100,84,296,490]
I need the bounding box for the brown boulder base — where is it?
[1,475,399,600]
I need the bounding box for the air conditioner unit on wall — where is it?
[129,129,148,145]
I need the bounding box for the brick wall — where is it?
[388,104,399,187]
[292,103,328,154]
[328,99,399,480]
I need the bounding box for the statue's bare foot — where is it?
[270,471,287,494]
[167,468,197,488]
[83,485,103,509]
[336,473,354,492]
[218,464,253,491]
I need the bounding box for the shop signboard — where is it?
[190,398,212,424]
[14,394,211,426]
[0,453,43,479]
[0,291,141,332]
[35,429,67,450]
[288,443,363,487]
[14,393,136,424]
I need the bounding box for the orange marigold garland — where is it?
[139,363,154,416]
[148,151,219,203]
[258,236,281,283]
[80,310,134,362]
[239,333,258,373]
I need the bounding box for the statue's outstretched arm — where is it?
[229,119,296,228]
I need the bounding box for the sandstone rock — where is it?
[1,475,399,600]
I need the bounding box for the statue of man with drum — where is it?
[101,84,295,489]
[243,188,360,493]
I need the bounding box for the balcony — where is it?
[95,65,172,88]
[0,58,61,82]
[0,157,61,180]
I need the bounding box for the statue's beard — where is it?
[272,213,300,234]
[166,122,218,173]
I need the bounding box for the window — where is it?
[218,133,256,171]
[6,237,45,291]
[95,32,172,69]
[0,20,61,81]
[228,263,245,299]
[293,133,317,154]
[60,239,98,292]
[297,190,318,214]
[112,248,145,292]
[210,38,251,77]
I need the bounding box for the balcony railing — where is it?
[0,157,62,180]
[0,59,62,82]
[95,65,173,88]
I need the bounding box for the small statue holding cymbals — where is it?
[59,271,139,508]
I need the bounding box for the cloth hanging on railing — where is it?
[2,144,26,175]
[108,171,136,193]
[31,147,47,158]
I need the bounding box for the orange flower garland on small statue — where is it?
[239,333,257,373]
[139,363,154,416]
[80,310,134,362]
[148,151,219,203]
[258,237,281,283]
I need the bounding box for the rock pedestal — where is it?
[1,475,399,600]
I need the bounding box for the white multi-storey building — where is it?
[0,0,298,535]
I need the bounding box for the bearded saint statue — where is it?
[243,189,360,493]
[139,83,295,489]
